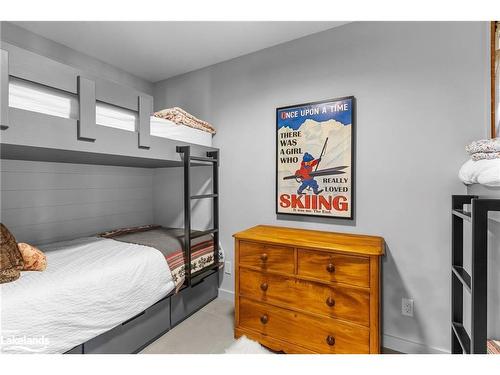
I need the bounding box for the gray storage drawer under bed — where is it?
[84,295,171,354]
[170,271,219,327]
[65,270,218,354]
[65,344,83,354]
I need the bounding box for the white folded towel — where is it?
[459,158,500,187]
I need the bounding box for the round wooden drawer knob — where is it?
[326,263,335,273]
[260,282,269,292]
[326,335,335,346]
[260,314,269,324]
[260,253,268,262]
[326,297,336,307]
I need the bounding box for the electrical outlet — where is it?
[402,298,414,317]
[224,261,231,275]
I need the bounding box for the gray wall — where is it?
[0,22,153,95]
[153,22,489,353]
[0,160,153,245]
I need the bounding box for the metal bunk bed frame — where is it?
[0,43,221,354]
[177,146,220,288]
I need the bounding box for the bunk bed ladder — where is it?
[451,195,500,354]
[177,146,220,288]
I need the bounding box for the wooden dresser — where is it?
[233,225,384,354]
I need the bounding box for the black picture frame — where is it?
[275,96,355,220]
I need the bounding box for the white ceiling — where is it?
[13,21,348,82]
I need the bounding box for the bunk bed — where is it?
[0,42,221,354]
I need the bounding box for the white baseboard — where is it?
[218,288,234,301]
[217,288,448,354]
[383,334,449,354]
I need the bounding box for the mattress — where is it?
[0,237,174,354]
[8,78,213,147]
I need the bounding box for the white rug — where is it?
[225,336,273,354]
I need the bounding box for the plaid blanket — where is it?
[98,225,223,292]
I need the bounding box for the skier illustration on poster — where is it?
[295,138,328,195]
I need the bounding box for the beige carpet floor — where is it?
[140,298,236,354]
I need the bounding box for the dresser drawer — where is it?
[239,241,294,274]
[239,268,370,326]
[238,297,369,354]
[297,249,370,287]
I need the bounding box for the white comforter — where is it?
[0,237,174,354]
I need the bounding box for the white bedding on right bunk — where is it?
[8,78,213,147]
[459,158,500,187]
[0,237,174,354]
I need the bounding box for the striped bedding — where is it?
[488,339,500,354]
[165,238,217,291]
[99,225,222,291]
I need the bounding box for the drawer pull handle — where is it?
[260,282,268,292]
[260,253,268,262]
[260,314,269,324]
[326,335,336,346]
[326,297,336,307]
[326,263,335,273]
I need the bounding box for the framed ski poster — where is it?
[276,96,355,219]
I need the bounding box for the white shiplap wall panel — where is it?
[1,160,154,245]
[0,160,153,175]
[153,167,213,231]
[1,171,151,191]
[1,187,151,210]
[2,199,151,227]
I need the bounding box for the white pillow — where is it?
[459,159,500,187]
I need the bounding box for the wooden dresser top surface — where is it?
[233,225,385,256]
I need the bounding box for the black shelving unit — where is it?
[177,146,220,287]
[451,195,500,354]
